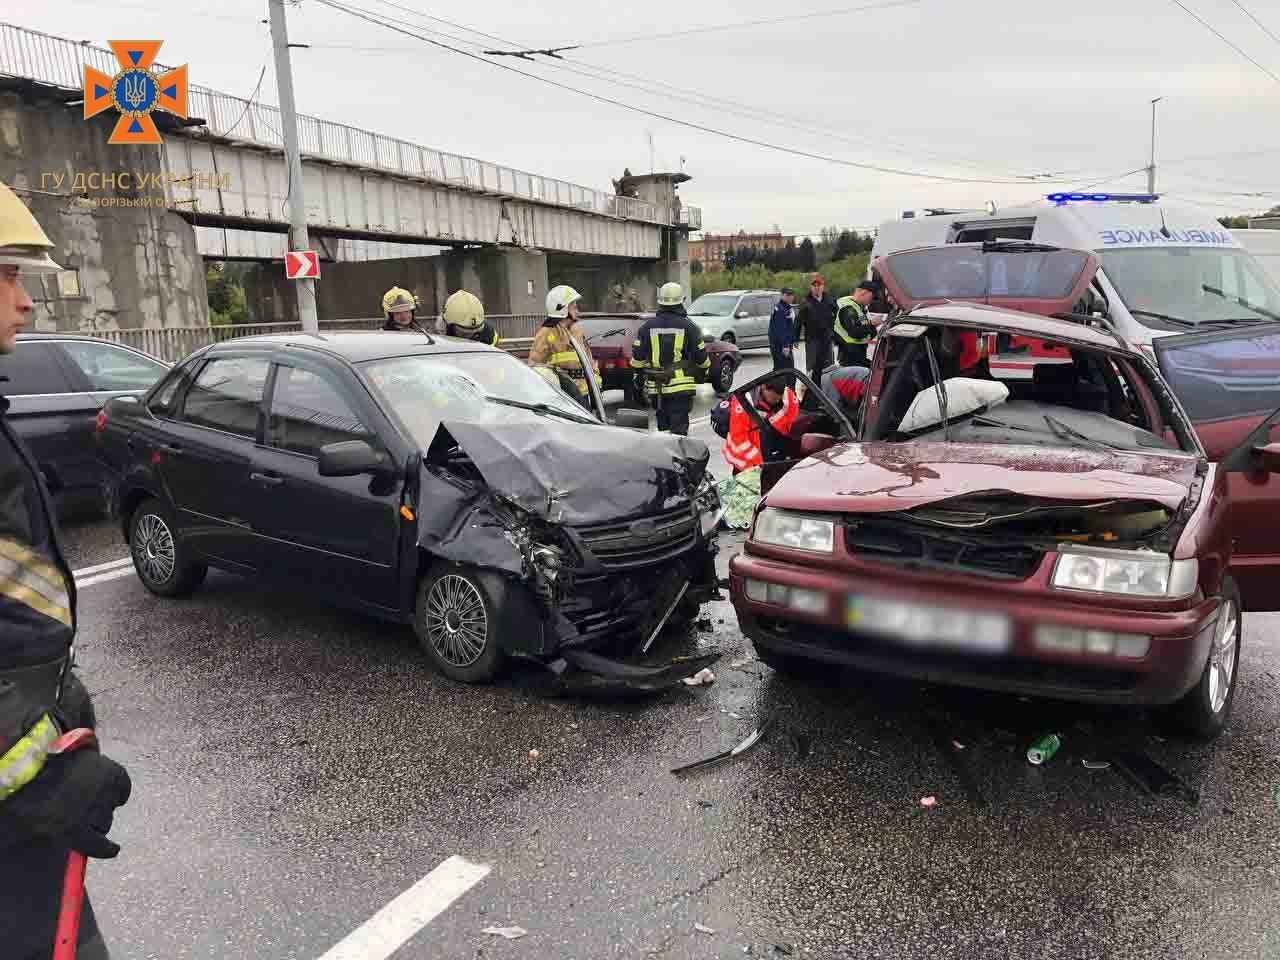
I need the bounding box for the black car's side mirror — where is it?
[318,440,388,477]
[613,408,650,430]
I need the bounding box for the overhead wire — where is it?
[309,0,1058,185]
[1166,0,1280,85]
[1225,0,1280,47]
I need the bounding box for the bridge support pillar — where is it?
[436,247,547,317]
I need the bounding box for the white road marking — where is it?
[73,556,133,578]
[76,565,136,589]
[315,855,491,960]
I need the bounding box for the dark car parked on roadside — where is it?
[728,245,1280,740]
[577,313,740,404]
[0,333,168,508]
[97,332,722,686]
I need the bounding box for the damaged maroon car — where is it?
[98,332,722,692]
[730,246,1280,737]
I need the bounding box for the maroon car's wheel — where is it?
[1163,577,1241,740]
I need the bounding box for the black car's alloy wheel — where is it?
[415,567,503,683]
[712,357,736,396]
[128,498,207,597]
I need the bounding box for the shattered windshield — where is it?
[1101,247,1280,328]
[871,327,1190,454]
[361,351,594,446]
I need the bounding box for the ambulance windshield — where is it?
[1101,246,1280,328]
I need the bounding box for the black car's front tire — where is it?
[1162,577,1242,740]
[128,497,207,596]
[414,566,504,684]
[711,356,736,396]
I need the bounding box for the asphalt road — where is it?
[56,353,1280,960]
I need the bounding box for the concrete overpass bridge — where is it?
[0,22,698,330]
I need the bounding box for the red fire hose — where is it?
[48,728,97,960]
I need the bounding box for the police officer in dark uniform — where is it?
[0,182,132,960]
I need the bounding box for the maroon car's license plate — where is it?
[845,595,1011,654]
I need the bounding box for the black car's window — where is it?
[0,342,76,396]
[58,340,166,392]
[268,365,371,457]
[148,362,193,418]
[180,356,269,439]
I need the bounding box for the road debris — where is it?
[697,799,714,809]
[695,617,713,631]
[482,926,529,940]
[528,749,541,767]
[920,796,938,808]
[554,649,721,696]
[671,712,776,775]
[1113,750,1200,805]
[792,731,812,760]
[1026,733,1061,765]
[773,944,795,956]
[1082,759,1111,770]
[681,667,716,687]
[951,740,966,751]
[694,923,716,935]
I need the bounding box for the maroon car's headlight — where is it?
[1051,545,1198,599]
[753,508,835,554]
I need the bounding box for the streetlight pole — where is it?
[1147,97,1162,195]
[269,0,318,333]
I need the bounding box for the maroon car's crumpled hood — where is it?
[766,441,1198,513]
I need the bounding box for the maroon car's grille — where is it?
[573,507,698,571]
[845,520,1041,580]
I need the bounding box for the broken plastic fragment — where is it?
[1082,759,1111,770]
[694,923,716,935]
[920,796,938,808]
[482,926,528,940]
[681,667,716,687]
[528,749,541,765]
[671,712,776,775]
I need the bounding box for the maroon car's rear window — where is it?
[1155,326,1280,423]
[886,249,1090,301]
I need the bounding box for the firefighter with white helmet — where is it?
[440,289,501,347]
[629,281,708,436]
[528,284,599,403]
[381,286,419,331]
[0,181,130,960]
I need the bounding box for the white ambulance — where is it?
[1234,228,1280,288]
[870,194,1280,361]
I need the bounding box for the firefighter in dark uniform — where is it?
[0,182,132,960]
[629,282,709,436]
[833,280,882,367]
[438,289,501,347]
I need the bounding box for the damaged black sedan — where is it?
[95,332,721,686]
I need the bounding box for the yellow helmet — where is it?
[443,289,485,331]
[657,281,684,306]
[0,182,60,275]
[381,286,416,315]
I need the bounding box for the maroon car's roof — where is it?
[891,303,1132,353]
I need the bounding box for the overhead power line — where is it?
[482,0,922,55]
[1166,0,1280,85]
[311,0,1054,185]
[1226,0,1280,47]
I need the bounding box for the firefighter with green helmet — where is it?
[629,281,709,436]
[440,289,501,347]
[832,280,881,367]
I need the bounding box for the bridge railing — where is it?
[0,23,699,230]
[87,315,548,364]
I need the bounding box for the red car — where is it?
[577,313,740,404]
[729,245,1280,738]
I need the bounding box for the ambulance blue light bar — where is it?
[1046,193,1160,204]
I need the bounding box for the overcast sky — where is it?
[22,0,1280,236]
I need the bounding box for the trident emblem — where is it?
[123,73,148,110]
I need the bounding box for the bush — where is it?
[691,253,870,301]
[207,265,249,326]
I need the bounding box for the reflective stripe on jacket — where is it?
[0,712,57,801]
[529,322,600,396]
[630,306,710,396]
[723,387,799,471]
[834,296,874,345]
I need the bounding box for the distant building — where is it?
[691,230,795,272]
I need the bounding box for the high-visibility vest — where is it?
[723,387,800,471]
[834,296,874,345]
[531,323,600,396]
[630,325,709,397]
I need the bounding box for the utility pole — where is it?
[1147,97,1162,195]
[269,0,318,334]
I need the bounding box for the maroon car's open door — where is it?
[1154,323,1280,611]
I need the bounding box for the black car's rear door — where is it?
[158,352,270,571]
[248,358,403,613]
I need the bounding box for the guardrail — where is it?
[0,23,699,230]
[87,315,548,363]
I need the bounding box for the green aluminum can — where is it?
[1027,733,1061,765]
